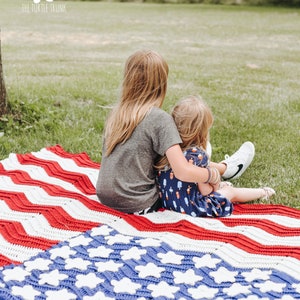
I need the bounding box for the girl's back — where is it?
[97,107,181,213]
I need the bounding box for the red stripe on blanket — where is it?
[47,144,100,169]
[16,154,96,195]
[0,190,99,231]
[221,218,300,237]
[123,213,300,260]
[233,203,300,218]
[0,220,57,250]
[0,254,19,267]
[0,166,111,213]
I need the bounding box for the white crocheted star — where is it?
[241,268,272,281]
[3,267,30,281]
[11,285,40,300]
[157,251,184,265]
[24,258,52,272]
[193,254,221,269]
[50,245,76,260]
[111,277,141,294]
[105,234,132,245]
[210,266,238,284]
[223,282,251,297]
[45,288,76,300]
[254,281,286,293]
[65,257,90,270]
[188,285,219,299]
[38,269,68,286]
[87,245,113,258]
[148,281,180,298]
[75,273,104,289]
[120,246,146,260]
[173,269,203,285]
[135,262,165,278]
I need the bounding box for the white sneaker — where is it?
[222,141,255,180]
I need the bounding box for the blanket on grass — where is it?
[0,145,299,299]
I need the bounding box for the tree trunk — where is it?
[0,29,7,116]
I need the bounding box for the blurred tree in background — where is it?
[0,30,7,116]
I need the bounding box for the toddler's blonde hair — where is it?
[156,95,213,169]
[173,95,213,151]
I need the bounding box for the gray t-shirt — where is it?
[96,107,182,213]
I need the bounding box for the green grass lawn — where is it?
[0,0,299,207]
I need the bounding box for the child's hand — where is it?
[198,183,214,196]
[211,182,221,192]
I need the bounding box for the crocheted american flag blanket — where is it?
[0,145,299,299]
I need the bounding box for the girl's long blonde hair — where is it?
[156,95,214,169]
[104,50,169,156]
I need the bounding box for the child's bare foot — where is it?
[261,187,276,201]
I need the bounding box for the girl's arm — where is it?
[165,144,221,190]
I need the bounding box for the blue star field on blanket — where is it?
[1,223,299,300]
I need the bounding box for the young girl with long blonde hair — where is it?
[156,95,275,217]
[96,50,256,214]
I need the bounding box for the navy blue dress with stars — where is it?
[157,147,233,218]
